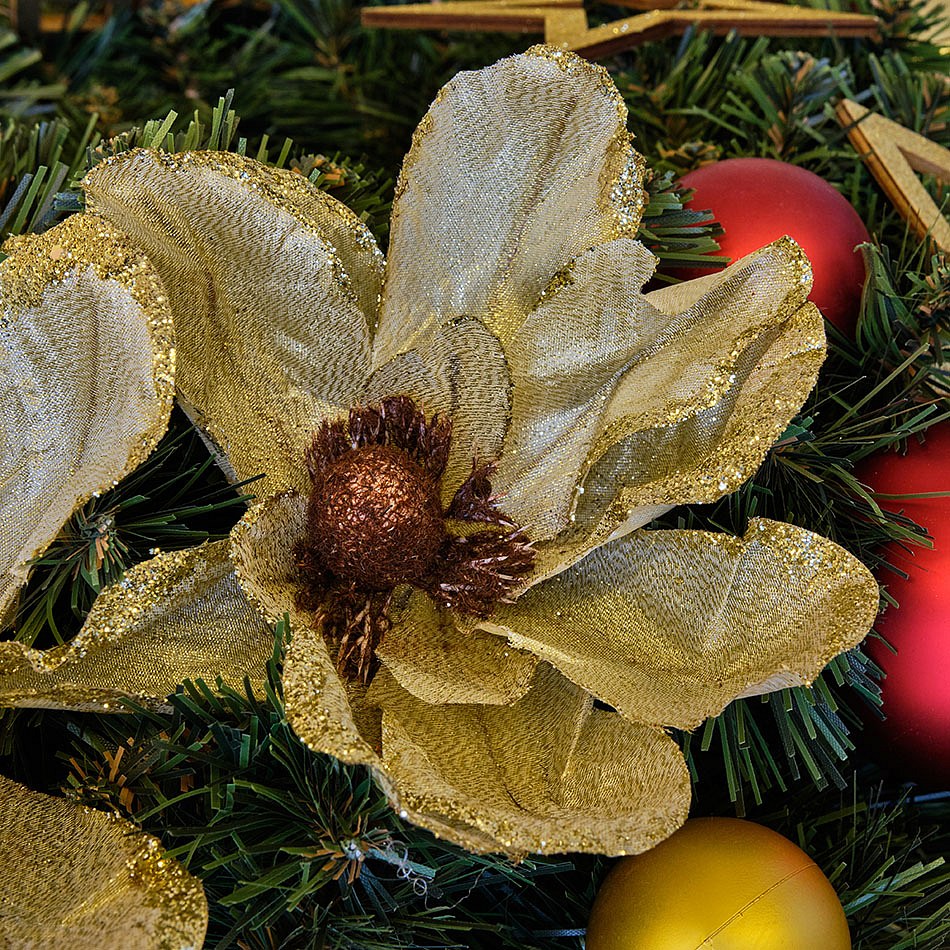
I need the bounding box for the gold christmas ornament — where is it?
[0,47,879,859]
[361,0,880,59]
[0,776,208,949]
[586,817,851,949]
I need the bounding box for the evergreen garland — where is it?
[0,0,947,945]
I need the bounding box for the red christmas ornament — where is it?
[676,158,871,334]
[859,422,950,787]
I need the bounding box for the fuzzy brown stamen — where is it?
[295,395,535,684]
[318,587,393,684]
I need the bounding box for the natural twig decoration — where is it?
[361,0,879,58]
[837,99,950,253]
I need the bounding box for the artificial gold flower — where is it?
[0,47,878,857]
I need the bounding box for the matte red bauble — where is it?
[677,158,871,334]
[586,818,851,949]
[859,422,950,786]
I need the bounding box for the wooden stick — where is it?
[837,99,950,253]
[361,0,880,55]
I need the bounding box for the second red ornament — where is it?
[859,423,950,788]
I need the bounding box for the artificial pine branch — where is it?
[40,641,949,948]
[2,0,946,814]
[0,2,946,943]
[53,633,602,949]
[764,783,950,949]
[7,409,257,648]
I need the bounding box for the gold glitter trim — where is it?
[597,238,812,448]
[525,44,646,234]
[0,212,174,623]
[493,236,658,540]
[375,47,646,371]
[123,831,209,949]
[84,149,385,324]
[0,776,207,949]
[84,149,378,500]
[229,492,381,766]
[480,518,879,731]
[527,240,824,581]
[368,664,691,857]
[284,616,384,767]
[0,541,272,711]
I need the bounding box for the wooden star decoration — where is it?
[837,99,950,253]
[360,0,880,58]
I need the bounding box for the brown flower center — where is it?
[308,445,444,590]
[294,396,536,684]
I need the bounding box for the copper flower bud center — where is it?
[296,396,536,685]
[309,444,445,590]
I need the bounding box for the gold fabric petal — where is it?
[0,776,207,949]
[532,238,825,581]
[376,588,538,705]
[481,519,878,730]
[493,237,657,539]
[368,664,690,858]
[366,315,511,503]
[0,213,174,625]
[85,150,383,497]
[229,492,380,766]
[0,541,272,711]
[374,46,645,367]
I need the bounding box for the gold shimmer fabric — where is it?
[0,776,207,949]
[0,46,880,860]
[0,541,273,711]
[374,48,644,370]
[369,665,691,857]
[481,518,879,730]
[86,151,382,499]
[0,214,174,625]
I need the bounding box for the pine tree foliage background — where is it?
[0,1,948,946]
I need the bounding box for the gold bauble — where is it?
[586,818,851,949]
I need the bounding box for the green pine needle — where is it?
[5,410,256,648]
[57,630,601,949]
[0,1,947,943]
